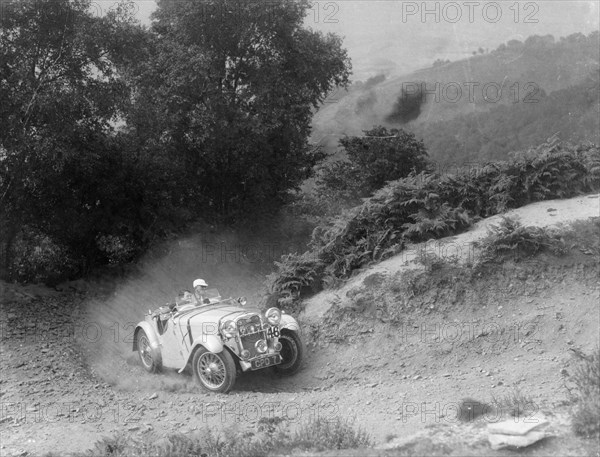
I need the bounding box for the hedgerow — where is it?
[266,141,600,309]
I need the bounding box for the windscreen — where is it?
[203,288,221,301]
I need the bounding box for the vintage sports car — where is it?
[132,288,303,393]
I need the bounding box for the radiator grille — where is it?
[240,330,267,358]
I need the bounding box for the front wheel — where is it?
[137,329,161,373]
[192,347,237,393]
[274,330,303,375]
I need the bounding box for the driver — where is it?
[193,278,210,305]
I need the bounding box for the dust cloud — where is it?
[81,224,303,391]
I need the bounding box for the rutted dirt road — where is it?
[1,196,599,456]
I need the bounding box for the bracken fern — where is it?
[267,141,599,308]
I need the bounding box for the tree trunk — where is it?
[1,222,19,280]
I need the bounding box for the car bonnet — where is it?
[180,304,252,329]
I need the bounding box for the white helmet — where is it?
[193,278,208,288]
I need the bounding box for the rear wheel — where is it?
[137,329,161,373]
[274,330,303,375]
[192,347,237,393]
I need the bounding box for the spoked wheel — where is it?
[137,329,161,373]
[274,330,303,375]
[192,347,236,393]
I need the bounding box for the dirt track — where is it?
[1,196,599,456]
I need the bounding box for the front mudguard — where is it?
[178,333,225,373]
[133,321,163,369]
[280,313,301,334]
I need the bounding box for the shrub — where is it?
[315,160,364,207]
[491,388,537,418]
[95,234,137,265]
[290,416,372,451]
[264,251,324,312]
[570,347,600,438]
[562,217,600,257]
[437,141,600,216]
[9,226,77,284]
[85,432,206,457]
[475,216,567,263]
[69,417,372,457]
[415,250,459,272]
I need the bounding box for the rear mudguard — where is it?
[133,321,163,368]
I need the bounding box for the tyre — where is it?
[137,329,161,373]
[192,347,237,393]
[274,330,303,375]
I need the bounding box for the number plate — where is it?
[266,326,280,338]
[251,354,281,370]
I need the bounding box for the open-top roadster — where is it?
[132,289,303,393]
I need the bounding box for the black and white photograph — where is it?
[1,0,599,455]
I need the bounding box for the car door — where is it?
[159,315,186,368]
[174,315,192,360]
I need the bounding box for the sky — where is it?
[95,0,600,81]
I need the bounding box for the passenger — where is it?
[174,289,194,311]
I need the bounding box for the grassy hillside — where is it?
[312,32,600,162]
[413,74,600,165]
[267,141,600,307]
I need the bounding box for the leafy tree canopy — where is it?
[0,0,352,282]
[127,0,352,218]
[0,0,145,270]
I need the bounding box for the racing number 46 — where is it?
[267,326,280,338]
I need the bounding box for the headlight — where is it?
[241,349,250,360]
[265,307,281,325]
[255,339,267,354]
[221,320,237,338]
[238,296,247,306]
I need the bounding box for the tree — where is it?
[341,126,431,191]
[385,83,426,124]
[0,0,351,282]
[127,0,351,219]
[0,0,178,280]
[316,126,432,204]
